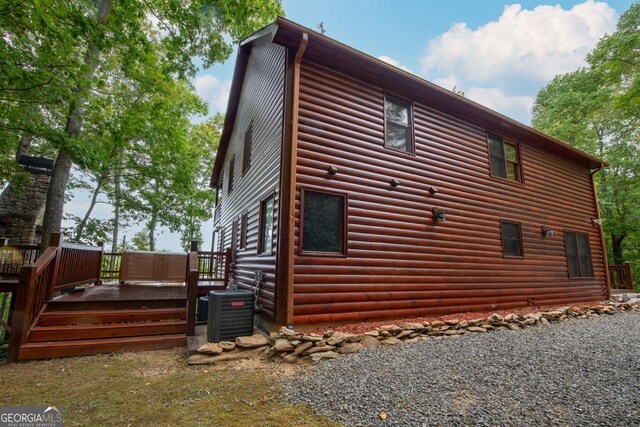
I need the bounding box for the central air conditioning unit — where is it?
[207,290,255,342]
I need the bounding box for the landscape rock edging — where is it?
[188,298,638,365]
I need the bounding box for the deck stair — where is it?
[18,299,187,360]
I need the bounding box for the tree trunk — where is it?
[149,213,156,252]
[611,234,626,265]
[39,0,113,250]
[111,165,121,253]
[74,174,104,242]
[40,150,72,249]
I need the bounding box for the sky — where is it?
[66,0,634,251]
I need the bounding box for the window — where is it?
[231,219,238,264]
[239,212,248,250]
[501,221,523,257]
[565,231,593,277]
[258,194,275,254]
[242,123,253,175]
[385,95,413,153]
[301,189,346,255]
[227,156,235,194]
[488,134,521,182]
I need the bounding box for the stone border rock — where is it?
[188,298,638,365]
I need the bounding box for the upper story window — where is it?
[228,155,235,194]
[488,133,522,182]
[242,122,253,175]
[501,220,523,257]
[565,231,593,278]
[301,188,347,255]
[385,95,414,153]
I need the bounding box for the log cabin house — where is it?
[211,17,609,330]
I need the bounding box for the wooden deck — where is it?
[53,283,187,302]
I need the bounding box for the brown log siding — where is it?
[218,42,286,320]
[292,61,606,325]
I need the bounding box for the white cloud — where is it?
[432,75,462,92]
[464,87,534,123]
[420,1,617,83]
[193,74,232,114]
[416,1,618,124]
[377,55,411,72]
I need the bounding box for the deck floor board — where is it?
[53,283,187,302]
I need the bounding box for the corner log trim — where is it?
[284,32,308,327]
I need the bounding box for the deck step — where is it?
[37,307,187,326]
[18,334,187,360]
[29,320,186,342]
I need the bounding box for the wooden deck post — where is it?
[624,262,633,290]
[7,265,37,362]
[186,241,199,336]
[96,242,104,286]
[45,233,62,300]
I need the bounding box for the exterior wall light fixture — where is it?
[432,207,447,223]
[390,178,400,187]
[541,226,554,237]
[328,165,339,175]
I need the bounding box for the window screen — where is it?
[259,195,275,254]
[240,212,248,250]
[242,123,252,175]
[565,231,593,277]
[501,221,523,257]
[302,190,346,254]
[385,96,413,153]
[488,134,521,182]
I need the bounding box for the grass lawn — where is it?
[0,348,336,427]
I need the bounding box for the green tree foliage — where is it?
[1,0,283,248]
[532,3,640,275]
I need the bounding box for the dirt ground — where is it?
[0,348,335,427]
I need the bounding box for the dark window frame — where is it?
[239,212,248,250]
[230,219,238,264]
[383,92,415,156]
[227,155,235,194]
[487,132,523,184]
[500,220,524,258]
[299,187,348,257]
[242,122,253,176]
[257,191,276,255]
[564,230,594,278]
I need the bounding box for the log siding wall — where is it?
[218,42,286,320]
[291,61,607,325]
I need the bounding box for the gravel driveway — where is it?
[285,311,640,426]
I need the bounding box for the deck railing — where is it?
[8,233,104,362]
[186,242,230,336]
[53,242,104,292]
[0,241,40,278]
[101,252,122,283]
[609,263,634,290]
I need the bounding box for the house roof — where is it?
[211,16,604,186]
